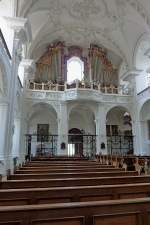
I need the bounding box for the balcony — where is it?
[25,80,133,104]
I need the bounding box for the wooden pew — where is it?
[0,198,150,225]
[8,171,137,180]
[1,174,149,189]
[1,182,150,206]
[15,168,124,174]
[25,160,98,165]
[23,163,104,168]
[31,157,91,161]
[21,165,114,169]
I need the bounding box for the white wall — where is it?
[69,108,95,135]
[0,0,14,54]
[136,71,148,94]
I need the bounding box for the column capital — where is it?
[4,17,32,43]
[20,59,36,76]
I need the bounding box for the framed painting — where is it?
[37,124,49,142]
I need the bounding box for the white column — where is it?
[0,103,9,175]
[140,120,148,155]
[95,118,100,154]
[132,118,143,155]
[4,17,32,172]
[57,102,68,156]
[19,116,28,162]
[18,60,35,163]
[12,118,21,158]
[96,104,108,155]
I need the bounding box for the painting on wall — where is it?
[37,124,49,142]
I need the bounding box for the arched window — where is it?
[67,57,84,83]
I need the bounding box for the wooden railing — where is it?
[26,79,132,95]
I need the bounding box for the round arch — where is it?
[68,104,95,135]
[106,105,133,154]
[27,102,58,134]
[106,104,133,119]
[27,102,58,120]
[68,102,97,119]
[133,33,150,69]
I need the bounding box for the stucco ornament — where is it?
[69,0,105,20]
[48,0,63,27]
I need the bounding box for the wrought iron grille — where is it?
[107,135,134,155]
[25,134,58,158]
[68,134,96,158]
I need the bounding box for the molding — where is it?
[25,89,133,105]
[4,16,32,43]
[20,59,36,75]
[121,69,143,81]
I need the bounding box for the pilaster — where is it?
[96,104,108,155]
[57,102,68,155]
[4,17,32,172]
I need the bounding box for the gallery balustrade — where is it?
[26,79,132,95]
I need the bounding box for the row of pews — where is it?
[97,154,150,174]
[0,157,150,224]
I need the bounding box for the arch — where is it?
[106,104,133,119]
[68,104,95,135]
[140,99,150,120]
[106,105,133,154]
[138,97,150,116]
[68,128,83,156]
[27,102,58,156]
[27,102,58,135]
[69,128,82,134]
[27,102,58,121]
[133,33,150,69]
[68,102,97,119]
[106,106,132,128]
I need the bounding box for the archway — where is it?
[134,34,150,93]
[27,103,58,157]
[106,106,133,154]
[140,99,150,155]
[68,104,96,157]
[68,128,83,157]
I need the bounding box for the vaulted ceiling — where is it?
[17,0,150,70]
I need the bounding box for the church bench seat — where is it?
[0,182,150,206]
[25,159,100,164]
[23,163,103,167]
[0,174,149,189]
[0,198,150,225]
[15,168,124,174]
[20,164,115,169]
[8,171,138,180]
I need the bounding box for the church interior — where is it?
[0,0,150,224]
